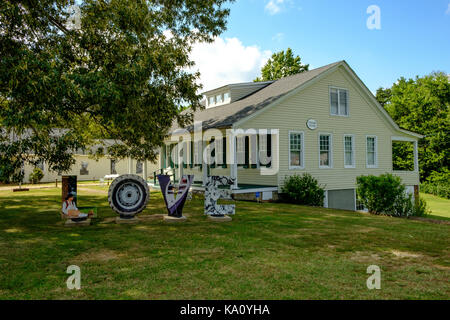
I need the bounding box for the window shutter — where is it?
[339,90,348,115]
[215,138,223,165]
[222,137,227,168]
[210,138,215,167]
[195,140,203,166]
[190,141,194,168]
[174,144,179,168]
[244,136,249,168]
[250,134,257,168]
[236,136,245,165]
[169,145,174,168]
[330,89,338,114]
[182,141,187,168]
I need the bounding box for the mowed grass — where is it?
[0,186,448,300]
[421,193,450,220]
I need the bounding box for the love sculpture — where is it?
[204,176,235,217]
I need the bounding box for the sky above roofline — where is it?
[189,0,450,93]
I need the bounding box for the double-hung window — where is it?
[366,136,378,168]
[236,136,246,166]
[208,96,215,106]
[344,135,355,168]
[259,133,272,167]
[319,133,332,168]
[289,131,304,169]
[330,87,349,116]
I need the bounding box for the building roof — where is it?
[171,60,423,139]
[172,61,343,132]
[201,80,274,96]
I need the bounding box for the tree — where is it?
[0,0,232,181]
[254,48,309,82]
[375,87,391,108]
[376,72,450,181]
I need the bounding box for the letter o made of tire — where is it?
[108,174,149,217]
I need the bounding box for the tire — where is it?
[108,174,149,217]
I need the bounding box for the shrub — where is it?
[29,167,44,184]
[412,198,430,217]
[356,173,420,217]
[281,173,325,206]
[420,169,450,199]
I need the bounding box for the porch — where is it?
[148,169,278,196]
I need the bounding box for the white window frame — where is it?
[343,134,355,168]
[289,131,305,170]
[366,135,378,168]
[216,93,223,104]
[215,138,224,165]
[318,133,333,169]
[208,96,215,106]
[236,135,246,166]
[329,86,349,117]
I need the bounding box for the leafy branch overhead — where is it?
[0,0,233,181]
[254,48,309,82]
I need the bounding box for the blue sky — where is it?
[193,0,450,92]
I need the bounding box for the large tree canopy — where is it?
[376,72,450,181]
[254,48,309,82]
[0,0,232,182]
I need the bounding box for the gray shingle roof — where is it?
[172,60,343,132]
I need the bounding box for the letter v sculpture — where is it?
[157,175,194,218]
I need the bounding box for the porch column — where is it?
[413,140,419,172]
[179,144,183,181]
[202,140,207,186]
[128,157,133,174]
[230,135,238,189]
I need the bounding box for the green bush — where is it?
[420,169,450,199]
[281,173,325,206]
[412,198,430,217]
[356,173,423,217]
[29,167,44,184]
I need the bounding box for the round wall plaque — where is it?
[306,119,318,130]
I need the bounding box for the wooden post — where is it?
[414,185,419,206]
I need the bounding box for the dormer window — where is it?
[223,92,230,101]
[208,96,215,106]
[216,94,223,104]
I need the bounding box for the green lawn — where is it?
[0,186,449,299]
[421,193,450,220]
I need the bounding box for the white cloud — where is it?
[446,3,450,15]
[265,0,285,15]
[190,37,272,92]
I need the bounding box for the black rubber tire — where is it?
[108,174,149,217]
